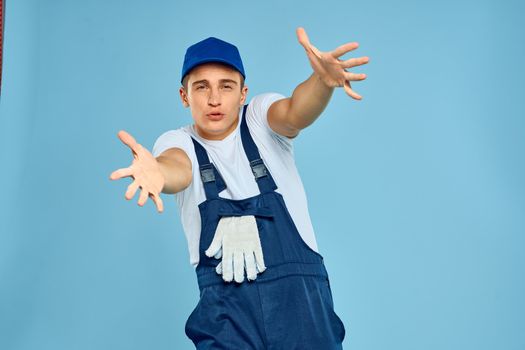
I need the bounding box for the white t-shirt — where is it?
[152,92,319,267]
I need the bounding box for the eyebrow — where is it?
[191,79,239,86]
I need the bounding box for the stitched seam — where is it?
[255,281,270,349]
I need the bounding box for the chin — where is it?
[202,122,236,140]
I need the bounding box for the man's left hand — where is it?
[296,27,369,100]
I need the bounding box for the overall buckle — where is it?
[250,159,268,179]
[199,164,216,183]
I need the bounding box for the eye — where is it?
[223,85,233,90]
[196,85,206,90]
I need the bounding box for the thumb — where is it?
[296,27,322,60]
[117,130,141,156]
[205,218,226,258]
[296,27,310,51]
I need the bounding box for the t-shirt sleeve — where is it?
[247,92,293,149]
[151,129,193,160]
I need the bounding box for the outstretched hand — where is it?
[109,130,165,213]
[296,27,369,99]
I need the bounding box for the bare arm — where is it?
[268,27,369,138]
[156,148,192,194]
[268,73,334,138]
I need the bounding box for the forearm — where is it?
[287,72,335,130]
[156,153,192,194]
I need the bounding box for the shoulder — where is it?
[151,127,194,158]
[247,92,294,147]
[248,92,286,114]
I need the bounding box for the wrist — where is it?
[311,72,335,91]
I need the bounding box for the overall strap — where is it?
[240,104,278,194]
[190,137,226,200]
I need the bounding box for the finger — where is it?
[296,27,322,59]
[205,219,226,258]
[205,238,222,259]
[254,247,266,273]
[234,251,245,283]
[214,247,222,260]
[245,252,257,281]
[309,44,323,60]
[340,56,370,69]
[125,180,140,200]
[137,187,149,206]
[222,253,234,282]
[215,261,223,275]
[344,72,367,81]
[331,42,359,58]
[150,192,164,213]
[109,167,133,180]
[343,80,362,100]
[296,27,311,50]
[117,130,141,155]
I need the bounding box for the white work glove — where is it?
[205,215,266,283]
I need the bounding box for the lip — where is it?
[206,113,225,121]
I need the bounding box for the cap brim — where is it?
[181,58,245,84]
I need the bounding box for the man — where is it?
[110,27,368,349]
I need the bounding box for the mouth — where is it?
[207,113,225,121]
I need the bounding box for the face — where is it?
[179,63,248,140]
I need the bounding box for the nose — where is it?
[208,88,221,107]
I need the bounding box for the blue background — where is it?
[1,0,524,349]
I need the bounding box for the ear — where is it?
[240,85,248,106]
[179,87,190,108]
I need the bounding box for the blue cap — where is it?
[181,37,246,84]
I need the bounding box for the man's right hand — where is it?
[109,130,165,213]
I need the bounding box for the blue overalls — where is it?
[185,104,346,349]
